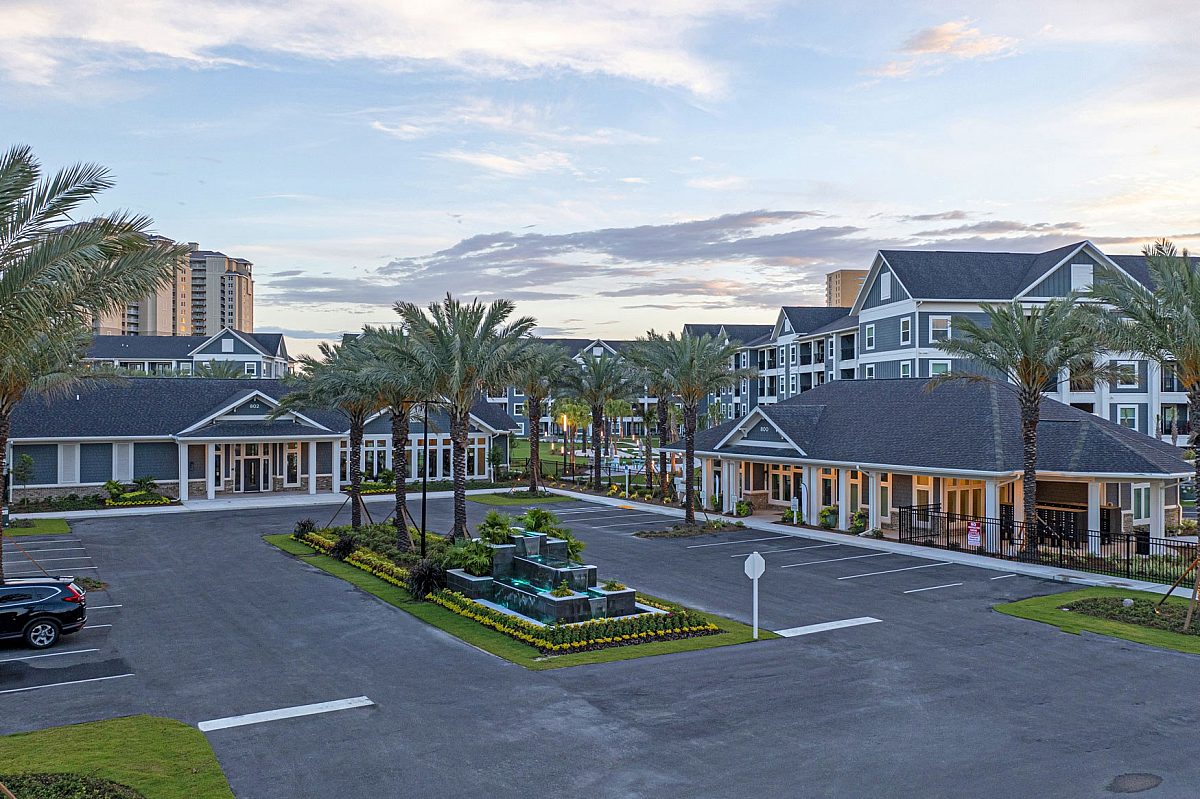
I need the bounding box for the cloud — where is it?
[619,177,649,184]
[911,220,1084,237]
[0,0,754,95]
[875,19,1018,78]
[687,176,748,190]
[437,149,574,176]
[262,327,346,341]
[896,210,970,222]
[370,121,426,140]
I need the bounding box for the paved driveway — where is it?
[2,497,1198,798]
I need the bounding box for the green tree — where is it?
[0,145,188,583]
[603,396,632,455]
[626,335,677,498]
[272,340,381,529]
[395,294,535,539]
[932,298,1108,550]
[511,342,574,492]
[551,395,589,474]
[566,353,637,491]
[11,453,33,492]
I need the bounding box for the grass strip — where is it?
[467,492,573,506]
[4,517,71,536]
[995,586,1200,655]
[0,715,234,798]
[265,534,774,669]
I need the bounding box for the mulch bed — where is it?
[1062,596,1200,636]
[634,522,746,538]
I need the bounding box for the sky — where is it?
[4,0,1200,355]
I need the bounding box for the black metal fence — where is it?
[506,457,661,488]
[896,504,1197,585]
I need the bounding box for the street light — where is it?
[561,414,568,477]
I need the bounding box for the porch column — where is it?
[722,461,737,513]
[805,466,820,526]
[700,458,714,507]
[177,443,189,502]
[1011,478,1025,525]
[984,479,1000,553]
[206,443,216,500]
[866,471,880,532]
[308,441,318,495]
[332,439,342,492]
[1086,480,1102,554]
[837,468,849,530]
[1150,480,1166,549]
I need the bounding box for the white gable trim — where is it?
[713,407,806,455]
[186,327,270,358]
[176,390,331,436]
[849,252,915,315]
[1016,241,1142,299]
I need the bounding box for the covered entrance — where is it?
[233,443,271,493]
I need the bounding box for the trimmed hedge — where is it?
[104,492,171,507]
[428,589,719,654]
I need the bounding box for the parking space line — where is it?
[198,696,375,732]
[2,556,91,564]
[775,617,881,637]
[686,535,792,549]
[82,624,113,630]
[89,604,123,610]
[990,574,1017,580]
[0,648,99,664]
[837,562,951,580]
[0,674,134,695]
[729,543,840,558]
[4,566,99,575]
[780,552,888,568]
[903,583,963,594]
[589,520,666,529]
[0,547,86,554]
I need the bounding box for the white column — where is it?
[806,466,821,526]
[332,439,342,492]
[206,443,216,500]
[1148,361,1162,441]
[1094,353,1109,423]
[867,471,880,532]
[723,461,737,513]
[837,468,849,529]
[1150,481,1166,549]
[1086,481,1102,554]
[177,443,189,502]
[984,479,1000,553]
[308,441,318,495]
[1011,478,1025,525]
[700,458,714,506]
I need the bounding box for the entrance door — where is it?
[243,458,261,493]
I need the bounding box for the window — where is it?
[930,316,951,342]
[880,272,891,300]
[1070,263,1093,291]
[179,362,192,374]
[1132,484,1150,523]
[864,364,875,379]
[864,324,875,350]
[1117,405,1138,430]
[778,346,785,365]
[221,338,234,353]
[789,374,796,393]
[1115,360,1139,389]
[592,346,604,356]
[929,360,951,377]
[899,317,911,346]
[244,362,257,376]
[827,337,835,360]
[899,361,912,379]
[513,402,526,418]
[285,443,300,486]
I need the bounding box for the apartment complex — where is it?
[85,327,294,378]
[92,235,192,336]
[824,268,867,307]
[189,243,254,335]
[701,240,1193,447]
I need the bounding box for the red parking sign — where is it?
[967,520,982,547]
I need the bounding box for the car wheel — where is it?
[24,619,60,649]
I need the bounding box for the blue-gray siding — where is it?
[12,444,57,485]
[860,313,914,354]
[1026,251,1101,297]
[195,334,260,355]
[1110,402,1150,435]
[743,422,785,443]
[187,444,206,479]
[859,263,910,310]
[1110,360,1148,393]
[227,397,274,416]
[134,442,178,480]
[919,311,990,348]
[79,443,113,483]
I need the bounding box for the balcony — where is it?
[839,347,855,361]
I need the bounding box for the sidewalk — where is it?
[543,486,1186,598]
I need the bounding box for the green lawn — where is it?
[996,587,1200,655]
[467,492,573,506]
[265,534,775,669]
[0,715,234,799]
[4,517,71,536]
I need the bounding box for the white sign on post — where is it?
[790,495,800,523]
[966,520,982,548]
[744,551,765,639]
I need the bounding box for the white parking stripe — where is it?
[4,566,98,574]
[780,552,889,568]
[589,520,667,529]
[729,543,841,558]
[775,617,881,637]
[0,674,134,695]
[0,547,86,554]
[990,573,1017,580]
[837,562,951,580]
[686,535,792,549]
[2,556,91,564]
[89,604,123,610]
[903,583,963,594]
[198,696,375,731]
[81,624,113,630]
[0,648,99,664]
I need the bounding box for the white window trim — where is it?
[244,362,257,376]
[58,443,80,485]
[112,443,134,482]
[864,364,875,379]
[1132,483,1150,523]
[864,323,876,351]
[1115,360,1139,389]
[929,315,952,343]
[880,272,891,300]
[899,317,911,346]
[929,360,951,377]
[221,338,234,353]
[1117,404,1139,430]
[899,360,912,379]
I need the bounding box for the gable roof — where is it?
[721,324,773,344]
[87,330,289,361]
[780,307,852,336]
[669,379,1188,477]
[808,314,858,337]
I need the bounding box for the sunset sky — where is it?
[4,1,1199,353]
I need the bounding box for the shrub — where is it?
[734,499,753,517]
[330,533,359,560]
[710,493,722,511]
[405,558,446,599]
[132,475,158,493]
[549,579,574,597]
[780,510,799,523]
[520,507,564,535]
[294,518,317,535]
[0,773,144,798]
[819,505,838,529]
[478,510,517,545]
[375,468,395,485]
[103,480,125,500]
[849,508,868,534]
[556,529,586,561]
[602,579,627,591]
[442,539,494,576]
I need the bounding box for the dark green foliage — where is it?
[329,533,359,560]
[102,480,125,500]
[442,539,494,576]
[293,518,317,535]
[549,579,574,597]
[478,510,516,545]
[0,773,145,798]
[131,476,158,493]
[734,499,752,517]
[14,495,106,512]
[556,529,586,561]
[1064,596,1200,635]
[519,507,564,535]
[374,468,395,485]
[405,558,447,599]
[849,508,868,534]
[819,505,838,529]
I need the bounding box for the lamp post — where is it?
[561,414,568,477]
[420,400,430,559]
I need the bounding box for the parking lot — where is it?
[1,496,1199,798]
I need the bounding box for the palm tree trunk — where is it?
[450,410,469,540]
[1020,401,1039,554]
[0,411,9,585]
[592,405,603,491]
[390,405,410,550]
[683,404,698,526]
[1187,389,1200,626]
[656,397,669,499]
[349,418,364,530]
[527,394,543,494]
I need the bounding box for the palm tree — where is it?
[932,298,1108,550]
[395,295,535,539]
[511,342,574,493]
[551,395,589,474]
[567,353,637,491]
[273,340,381,529]
[0,145,188,583]
[638,333,746,525]
[190,361,246,379]
[358,326,433,547]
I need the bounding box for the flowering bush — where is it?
[293,530,411,588]
[104,491,171,507]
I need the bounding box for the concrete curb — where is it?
[544,486,1182,598]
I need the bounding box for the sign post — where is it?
[625,465,630,496]
[744,551,765,639]
[790,494,800,525]
[967,520,982,549]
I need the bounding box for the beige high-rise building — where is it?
[93,235,192,336]
[188,244,255,335]
[825,269,868,307]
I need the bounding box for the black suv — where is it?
[0,577,87,649]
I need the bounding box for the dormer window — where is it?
[221,338,234,353]
[880,272,891,300]
[1070,263,1093,291]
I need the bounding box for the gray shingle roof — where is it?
[720,324,773,344]
[807,314,858,336]
[87,331,287,360]
[781,307,852,335]
[669,379,1189,477]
